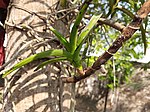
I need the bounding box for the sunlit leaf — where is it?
[69,0,92,53]
[49,26,70,51]
[35,57,67,71]
[3,49,72,77]
[71,15,100,69]
[77,15,101,45]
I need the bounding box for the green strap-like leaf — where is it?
[71,15,100,70]
[69,0,92,53]
[49,26,70,51]
[3,49,72,77]
[35,57,67,71]
[74,15,100,60]
[77,15,101,45]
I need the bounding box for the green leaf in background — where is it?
[3,49,72,77]
[107,0,120,17]
[35,57,67,71]
[130,49,139,59]
[49,26,70,51]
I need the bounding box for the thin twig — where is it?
[97,18,125,32]
[10,3,46,22]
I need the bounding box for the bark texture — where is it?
[3,0,75,111]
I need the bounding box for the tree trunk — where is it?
[3,0,75,111]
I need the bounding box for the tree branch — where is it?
[97,18,125,31]
[62,0,150,83]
